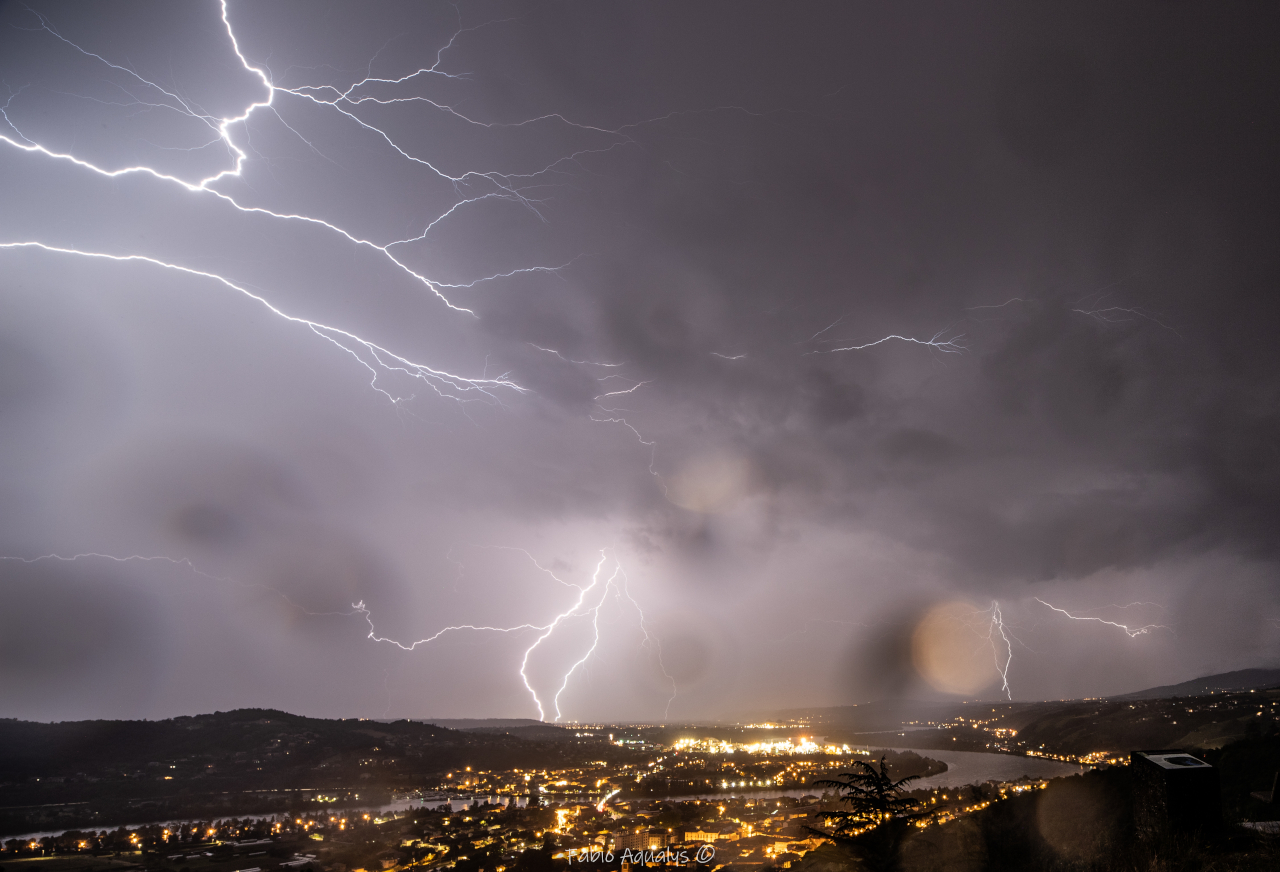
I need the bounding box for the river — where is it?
[662,747,1086,801]
[7,750,1084,842]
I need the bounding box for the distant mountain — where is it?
[1114,668,1280,700]
[416,719,580,742]
[417,718,547,730]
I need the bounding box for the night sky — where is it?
[2,1,1278,723]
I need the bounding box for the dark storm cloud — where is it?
[1,1,1278,719]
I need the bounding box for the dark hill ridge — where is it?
[0,709,631,837]
[1114,668,1280,700]
[746,669,1280,758]
[753,668,1280,728]
[412,719,576,742]
[415,718,546,730]
[0,708,579,782]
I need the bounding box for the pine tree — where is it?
[808,756,924,872]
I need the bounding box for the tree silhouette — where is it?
[809,756,924,872]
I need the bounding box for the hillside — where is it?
[1114,668,1280,700]
[0,710,627,836]
[757,686,1280,758]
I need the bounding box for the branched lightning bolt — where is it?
[0,551,231,583]
[0,241,523,404]
[518,552,613,721]
[983,602,1015,700]
[811,329,966,354]
[965,298,1029,311]
[0,1,736,410]
[1069,286,1179,335]
[529,344,624,369]
[1071,303,1179,334]
[1035,597,1171,638]
[0,0,798,482]
[356,550,675,722]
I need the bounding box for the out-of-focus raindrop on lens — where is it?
[911,601,998,695]
[662,452,754,514]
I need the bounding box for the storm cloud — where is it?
[1,1,1278,721]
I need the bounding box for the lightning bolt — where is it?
[1071,303,1179,334]
[3,544,674,721]
[0,1,682,408]
[0,552,229,582]
[1,4,976,722]
[0,241,524,404]
[965,298,1029,311]
[521,552,614,722]
[1035,597,1171,638]
[357,550,675,722]
[984,602,1015,700]
[0,0,789,486]
[813,329,966,354]
[0,2,699,725]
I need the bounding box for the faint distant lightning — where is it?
[0,551,229,583]
[589,411,660,476]
[0,551,356,619]
[809,329,966,355]
[594,380,651,401]
[1072,305,1180,335]
[1070,290,1179,335]
[1035,598,1171,638]
[803,326,962,353]
[802,314,845,343]
[432,261,579,291]
[613,559,678,719]
[529,344,624,368]
[965,298,1028,311]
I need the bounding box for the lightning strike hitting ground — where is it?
[0,2,694,719]
[356,550,676,722]
[985,602,1015,701]
[1035,597,1171,638]
[0,1,1058,720]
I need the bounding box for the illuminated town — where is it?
[5,693,1280,870]
[0,727,1069,872]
